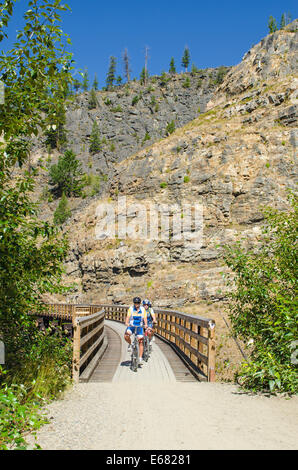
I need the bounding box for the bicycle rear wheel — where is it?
[130,338,139,372]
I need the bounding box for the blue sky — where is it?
[2,0,297,88]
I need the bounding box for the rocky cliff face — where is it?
[36,22,297,308]
[62,66,230,176]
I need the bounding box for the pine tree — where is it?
[49,150,83,197]
[106,56,117,89]
[182,46,190,72]
[82,69,89,91]
[140,66,149,85]
[88,88,98,109]
[123,48,131,82]
[89,121,101,154]
[268,16,278,33]
[92,74,99,90]
[169,57,176,74]
[116,75,122,86]
[54,192,71,225]
[73,79,81,93]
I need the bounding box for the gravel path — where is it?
[28,382,298,450]
[26,322,298,450]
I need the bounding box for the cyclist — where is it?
[142,299,157,342]
[124,297,147,364]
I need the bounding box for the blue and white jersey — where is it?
[127,305,146,327]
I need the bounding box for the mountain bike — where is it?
[143,328,150,362]
[130,327,142,372]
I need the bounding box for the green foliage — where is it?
[92,73,99,90]
[89,120,101,154]
[44,103,68,151]
[142,132,150,143]
[140,66,149,85]
[49,150,83,197]
[223,193,298,394]
[165,120,175,135]
[160,182,168,189]
[82,173,101,196]
[132,95,140,106]
[106,56,117,89]
[160,71,170,87]
[88,88,98,110]
[169,57,176,74]
[268,15,278,33]
[111,105,123,113]
[182,76,191,88]
[53,192,71,225]
[181,46,190,72]
[183,175,190,183]
[214,66,228,85]
[82,68,89,91]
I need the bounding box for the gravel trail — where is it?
[28,381,298,450]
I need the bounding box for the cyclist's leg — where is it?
[124,327,133,344]
[137,327,144,359]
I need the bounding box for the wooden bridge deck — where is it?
[89,320,197,383]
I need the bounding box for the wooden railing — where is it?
[36,303,216,382]
[72,308,107,383]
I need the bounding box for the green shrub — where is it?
[165,120,175,135]
[111,105,122,113]
[160,182,168,189]
[53,193,71,225]
[183,175,190,183]
[132,95,140,106]
[182,77,190,88]
[223,193,298,394]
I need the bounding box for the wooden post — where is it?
[72,308,81,383]
[208,321,216,382]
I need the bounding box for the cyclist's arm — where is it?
[151,309,157,323]
[125,310,131,327]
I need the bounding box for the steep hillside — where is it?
[56,21,297,306]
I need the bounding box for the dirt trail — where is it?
[28,382,298,450]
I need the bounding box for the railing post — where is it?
[208,321,216,382]
[72,307,81,383]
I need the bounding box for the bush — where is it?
[223,193,298,394]
[53,193,71,225]
[160,182,168,189]
[165,120,175,136]
[49,150,84,197]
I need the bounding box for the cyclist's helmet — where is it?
[142,299,151,307]
[133,296,141,304]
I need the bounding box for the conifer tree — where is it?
[92,74,99,90]
[82,69,89,91]
[89,121,101,154]
[169,57,176,74]
[88,88,98,109]
[54,192,71,225]
[106,56,117,89]
[181,46,190,72]
[49,150,83,197]
[268,16,278,33]
[73,79,81,93]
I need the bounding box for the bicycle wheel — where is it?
[143,336,149,362]
[131,338,139,372]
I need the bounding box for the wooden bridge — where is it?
[34,304,216,383]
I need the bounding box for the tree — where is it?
[54,192,71,225]
[45,103,67,150]
[88,88,98,109]
[223,193,298,394]
[89,121,101,154]
[0,0,72,372]
[106,56,117,89]
[123,48,131,82]
[140,66,149,85]
[169,57,176,74]
[73,79,81,93]
[82,68,89,91]
[268,16,278,33]
[49,150,83,197]
[92,74,99,90]
[280,13,286,29]
[182,46,190,72]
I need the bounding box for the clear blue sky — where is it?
[3,0,297,88]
